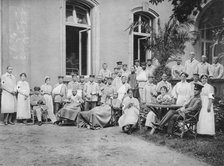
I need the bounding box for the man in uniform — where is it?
[184,52,199,79]
[195,55,211,77]
[152,83,203,137]
[122,64,130,78]
[136,62,148,102]
[68,73,80,98]
[52,76,67,114]
[134,59,142,76]
[99,63,111,79]
[83,75,100,111]
[146,59,156,78]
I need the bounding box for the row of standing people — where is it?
[1,63,215,135]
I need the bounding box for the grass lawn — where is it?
[133,129,224,166]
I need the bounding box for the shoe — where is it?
[8,121,15,125]
[166,134,173,138]
[152,122,160,128]
[38,121,42,126]
[4,122,8,125]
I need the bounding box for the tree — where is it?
[149,0,207,23]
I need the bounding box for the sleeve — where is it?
[156,82,161,92]
[171,84,177,99]
[185,99,201,112]
[208,85,214,99]
[218,65,224,79]
[41,96,46,105]
[1,76,12,93]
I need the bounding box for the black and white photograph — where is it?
[0,0,224,165]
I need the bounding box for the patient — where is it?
[57,89,84,125]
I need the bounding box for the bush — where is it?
[213,97,224,133]
[153,65,172,84]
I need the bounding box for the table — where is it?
[146,104,182,135]
[146,103,182,120]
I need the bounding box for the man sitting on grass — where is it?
[152,83,203,137]
[30,87,48,126]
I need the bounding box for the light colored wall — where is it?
[97,0,173,72]
[2,0,63,88]
[2,0,173,87]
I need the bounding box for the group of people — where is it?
[0,52,217,136]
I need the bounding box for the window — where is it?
[65,1,91,75]
[198,0,224,64]
[133,12,154,63]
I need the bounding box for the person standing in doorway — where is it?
[1,66,17,125]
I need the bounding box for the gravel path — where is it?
[0,124,210,166]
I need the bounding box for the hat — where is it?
[147,58,152,62]
[202,55,206,58]
[180,72,189,77]
[44,76,50,81]
[107,76,113,80]
[134,59,140,62]
[89,75,95,78]
[141,62,146,66]
[200,74,208,79]
[193,73,199,76]
[122,64,127,67]
[58,76,64,79]
[34,87,41,91]
[79,75,84,79]
[194,83,204,91]
[117,61,122,65]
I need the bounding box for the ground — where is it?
[0,124,209,166]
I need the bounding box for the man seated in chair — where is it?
[152,83,203,137]
[30,87,48,126]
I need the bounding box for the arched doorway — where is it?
[197,0,224,64]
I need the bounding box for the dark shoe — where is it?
[152,122,160,128]
[166,134,173,139]
[38,121,42,126]
[8,121,15,125]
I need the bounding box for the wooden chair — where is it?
[173,111,200,139]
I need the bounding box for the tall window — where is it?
[198,0,224,64]
[66,1,91,75]
[133,12,154,63]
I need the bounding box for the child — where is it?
[30,87,48,126]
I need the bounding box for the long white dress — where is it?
[171,81,192,105]
[118,96,140,127]
[41,84,57,123]
[16,81,31,119]
[197,83,215,135]
[1,73,17,113]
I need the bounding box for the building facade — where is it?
[0,0,223,88]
